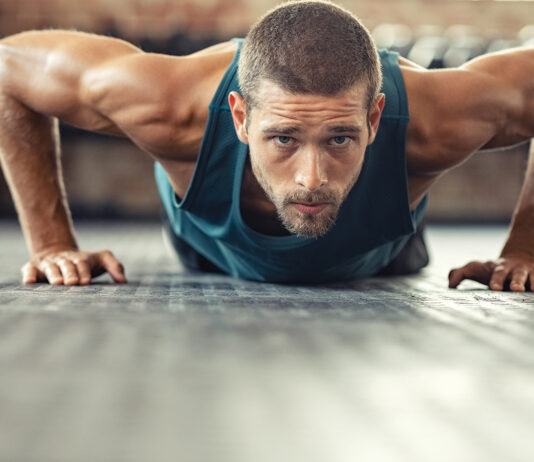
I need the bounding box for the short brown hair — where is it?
[238,0,382,111]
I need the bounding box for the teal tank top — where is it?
[155,38,427,283]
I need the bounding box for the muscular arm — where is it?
[407,46,534,291]
[0,30,191,284]
[405,46,534,175]
[502,140,534,259]
[403,46,534,291]
[449,140,534,292]
[497,140,534,287]
[451,48,534,291]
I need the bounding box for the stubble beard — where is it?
[250,157,360,239]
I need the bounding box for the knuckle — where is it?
[465,261,484,271]
[76,261,90,271]
[46,266,62,277]
[510,275,527,284]
[73,258,90,268]
[108,262,120,272]
[78,268,91,278]
[43,261,56,271]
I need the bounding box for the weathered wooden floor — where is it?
[0,220,533,462]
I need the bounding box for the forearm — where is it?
[0,30,143,285]
[0,92,77,257]
[501,140,534,258]
[0,30,122,258]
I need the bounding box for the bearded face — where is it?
[250,154,361,238]
[229,79,384,238]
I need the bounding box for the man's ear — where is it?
[228,91,249,144]
[367,93,385,145]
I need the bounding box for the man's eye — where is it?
[275,136,293,145]
[330,136,350,146]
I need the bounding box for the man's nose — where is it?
[294,149,328,191]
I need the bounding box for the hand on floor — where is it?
[448,256,534,292]
[21,248,127,285]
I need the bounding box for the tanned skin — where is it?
[0,30,533,290]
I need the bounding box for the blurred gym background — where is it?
[0,0,532,222]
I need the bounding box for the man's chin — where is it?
[289,228,330,239]
[280,211,337,239]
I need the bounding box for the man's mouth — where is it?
[291,202,330,215]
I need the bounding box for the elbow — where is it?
[79,67,109,111]
[498,84,528,133]
[501,91,533,141]
[80,65,131,118]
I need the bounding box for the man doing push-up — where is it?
[0,0,533,290]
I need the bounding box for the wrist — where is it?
[501,212,534,259]
[500,236,534,260]
[32,242,79,261]
[21,213,78,258]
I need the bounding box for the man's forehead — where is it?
[254,78,368,105]
[249,79,369,128]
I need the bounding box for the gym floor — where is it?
[0,220,532,462]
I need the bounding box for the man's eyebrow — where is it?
[261,126,300,135]
[261,125,363,135]
[327,125,363,134]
